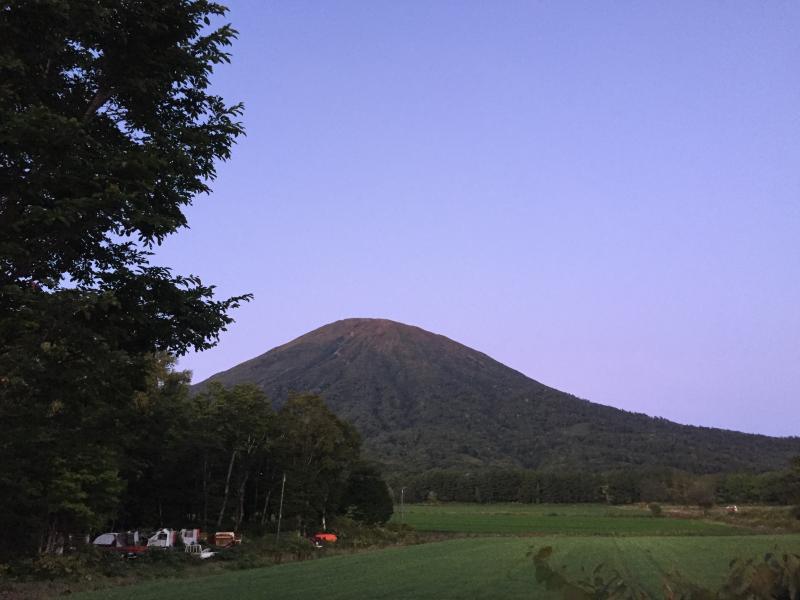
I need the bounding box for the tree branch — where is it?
[83,87,113,121]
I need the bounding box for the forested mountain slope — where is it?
[194,318,799,473]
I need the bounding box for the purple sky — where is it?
[156,1,800,437]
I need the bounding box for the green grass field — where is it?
[74,534,800,600]
[391,503,746,536]
[72,504,800,600]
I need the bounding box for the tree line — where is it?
[392,459,800,507]
[121,357,393,536]
[0,354,393,561]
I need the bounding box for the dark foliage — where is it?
[339,462,394,524]
[0,1,247,560]
[116,377,371,538]
[273,393,362,533]
[531,545,649,599]
[392,459,800,506]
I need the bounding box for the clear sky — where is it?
[156,1,799,437]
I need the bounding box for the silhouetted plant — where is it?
[529,546,649,599]
[530,546,800,600]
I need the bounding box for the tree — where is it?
[275,394,361,533]
[789,456,800,498]
[117,354,198,529]
[0,1,247,558]
[786,456,800,518]
[687,477,717,513]
[196,383,274,529]
[339,462,393,525]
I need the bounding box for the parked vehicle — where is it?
[91,531,147,556]
[147,528,216,559]
[212,531,242,548]
[312,532,338,546]
[93,528,215,559]
[147,528,201,548]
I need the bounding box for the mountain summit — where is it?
[195,318,799,473]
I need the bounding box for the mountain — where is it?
[194,318,799,473]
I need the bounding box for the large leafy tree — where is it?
[197,383,275,530]
[339,462,394,525]
[276,395,362,533]
[0,1,247,558]
[117,353,198,530]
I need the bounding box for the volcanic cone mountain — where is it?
[195,318,799,473]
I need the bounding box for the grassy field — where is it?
[73,534,800,600]
[67,504,799,599]
[391,502,748,536]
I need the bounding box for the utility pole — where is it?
[275,473,286,543]
[400,487,405,523]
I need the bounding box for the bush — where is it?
[213,533,315,568]
[331,517,420,551]
[790,505,800,520]
[530,546,648,598]
[218,546,269,571]
[5,546,127,582]
[19,555,93,581]
[212,543,250,563]
[648,503,663,517]
[136,548,197,574]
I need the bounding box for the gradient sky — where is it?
[155,1,799,437]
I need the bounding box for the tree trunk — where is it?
[251,476,259,522]
[260,487,273,526]
[83,86,112,121]
[40,518,58,555]
[202,453,209,529]
[216,449,237,528]
[234,470,250,530]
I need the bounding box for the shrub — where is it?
[530,546,648,598]
[648,503,663,517]
[213,533,314,568]
[4,546,129,582]
[790,505,800,520]
[136,548,196,574]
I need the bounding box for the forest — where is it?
[0,355,393,561]
[393,459,800,507]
